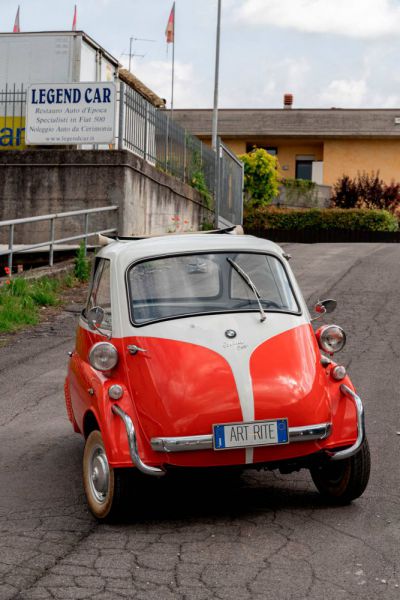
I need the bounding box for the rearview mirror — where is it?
[312,299,337,321]
[316,299,337,314]
[87,306,105,330]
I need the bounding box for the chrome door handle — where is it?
[127,345,148,355]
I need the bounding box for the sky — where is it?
[2,0,400,109]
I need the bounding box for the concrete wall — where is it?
[0,150,214,244]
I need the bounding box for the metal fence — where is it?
[119,82,218,212]
[0,206,118,271]
[0,83,244,225]
[217,142,244,228]
[0,83,26,149]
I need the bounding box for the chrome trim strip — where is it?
[288,422,332,443]
[111,405,165,476]
[329,384,365,461]
[151,434,213,453]
[150,422,332,453]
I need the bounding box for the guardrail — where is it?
[0,205,118,272]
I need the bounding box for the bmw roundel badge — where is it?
[225,329,237,339]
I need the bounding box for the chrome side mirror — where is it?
[87,306,111,339]
[87,306,105,330]
[311,299,337,321]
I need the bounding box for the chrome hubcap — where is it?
[89,445,110,503]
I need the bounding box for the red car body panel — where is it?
[65,322,357,469]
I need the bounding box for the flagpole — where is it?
[170,2,175,116]
[212,0,221,151]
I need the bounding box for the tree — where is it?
[239,148,280,207]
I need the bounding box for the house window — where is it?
[295,155,315,180]
[246,143,278,156]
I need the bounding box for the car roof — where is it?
[97,233,285,267]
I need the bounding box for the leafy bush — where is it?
[74,242,91,282]
[186,147,213,209]
[332,172,400,212]
[190,167,213,208]
[282,178,318,207]
[244,207,398,233]
[331,175,359,209]
[239,148,280,207]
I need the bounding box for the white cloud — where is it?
[319,79,367,107]
[235,0,400,38]
[121,59,209,108]
[220,56,311,108]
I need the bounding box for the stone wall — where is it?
[0,150,214,244]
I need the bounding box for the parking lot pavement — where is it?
[0,243,399,600]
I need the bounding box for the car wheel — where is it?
[310,438,371,504]
[83,430,127,521]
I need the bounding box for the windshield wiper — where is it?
[227,258,266,322]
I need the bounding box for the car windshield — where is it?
[127,252,300,325]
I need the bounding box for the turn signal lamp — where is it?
[108,384,124,400]
[332,365,347,381]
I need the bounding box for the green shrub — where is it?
[239,148,280,207]
[74,242,91,282]
[283,178,317,207]
[190,168,213,208]
[244,207,398,233]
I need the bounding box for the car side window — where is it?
[85,258,112,330]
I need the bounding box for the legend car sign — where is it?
[26,82,116,145]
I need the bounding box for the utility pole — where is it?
[211,0,222,151]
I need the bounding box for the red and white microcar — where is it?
[65,229,370,520]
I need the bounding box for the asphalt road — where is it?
[0,243,399,600]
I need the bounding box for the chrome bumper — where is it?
[328,384,365,461]
[151,422,332,453]
[112,405,165,477]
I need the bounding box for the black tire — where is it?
[83,430,128,521]
[310,438,371,504]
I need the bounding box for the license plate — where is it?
[213,419,288,450]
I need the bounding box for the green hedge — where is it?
[244,207,398,233]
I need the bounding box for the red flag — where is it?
[165,2,175,44]
[72,5,77,31]
[13,6,20,33]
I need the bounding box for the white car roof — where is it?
[98,233,285,268]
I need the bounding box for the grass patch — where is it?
[0,274,77,333]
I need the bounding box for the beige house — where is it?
[173,104,400,187]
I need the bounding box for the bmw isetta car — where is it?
[65,228,370,520]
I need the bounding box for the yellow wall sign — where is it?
[0,117,26,150]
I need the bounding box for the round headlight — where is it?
[316,325,346,354]
[89,342,118,371]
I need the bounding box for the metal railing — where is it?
[217,142,244,228]
[0,206,118,271]
[119,83,218,210]
[0,83,26,148]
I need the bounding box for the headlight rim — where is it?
[89,341,119,372]
[317,324,346,354]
